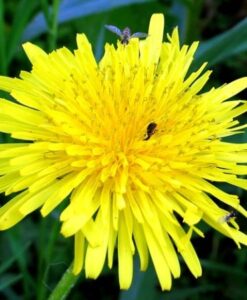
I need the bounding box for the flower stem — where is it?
[48,262,79,300]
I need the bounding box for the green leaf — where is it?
[194,17,247,68]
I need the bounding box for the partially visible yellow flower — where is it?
[0,13,247,290]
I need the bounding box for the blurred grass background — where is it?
[0,0,247,299]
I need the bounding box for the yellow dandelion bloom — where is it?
[0,13,247,290]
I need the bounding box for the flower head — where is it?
[0,13,247,290]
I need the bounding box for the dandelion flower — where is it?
[0,13,247,290]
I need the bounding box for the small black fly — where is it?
[144,122,157,141]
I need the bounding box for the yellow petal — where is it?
[73,231,85,275]
[140,13,164,67]
[118,213,133,289]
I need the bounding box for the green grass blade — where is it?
[41,0,51,25]
[7,230,35,298]
[6,0,37,66]
[47,0,60,51]
[0,241,31,274]
[37,219,60,300]
[0,0,6,74]
[0,274,23,291]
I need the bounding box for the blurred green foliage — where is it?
[0,0,247,299]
